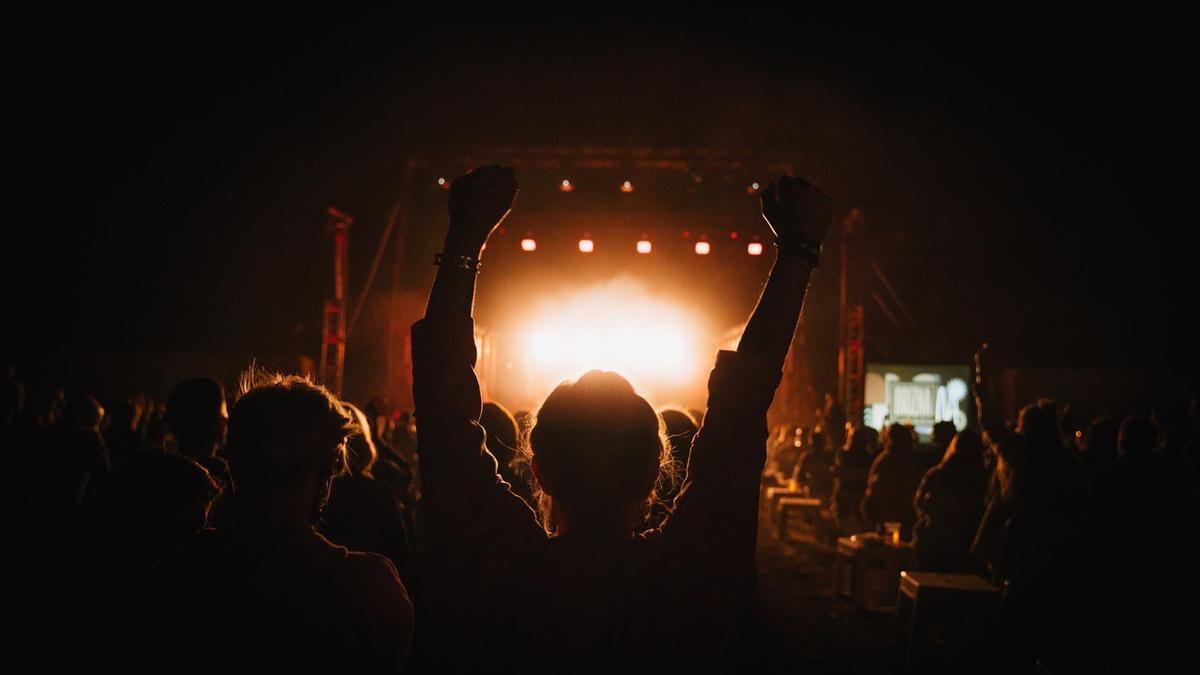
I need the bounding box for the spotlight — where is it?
[746,181,760,194]
[520,236,537,252]
[560,179,574,192]
[578,235,594,253]
[620,180,634,193]
[636,236,652,254]
[694,239,711,255]
[437,177,449,189]
[747,241,764,256]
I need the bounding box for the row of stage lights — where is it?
[436,176,767,256]
[515,232,766,256]
[436,177,764,195]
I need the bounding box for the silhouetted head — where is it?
[884,423,915,453]
[844,425,878,454]
[167,377,228,455]
[63,393,105,432]
[227,373,352,523]
[1118,415,1157,459]
[659,407,698,469]
[525,370,672,535]
[939,429,985,470]
[100,451,220,556]
[108,398,139,434]
[363,396,391,440]
[1081,417,1119,467]
[931,421,957,450]
[1017,399,1062,450]
[344,404,378,478]
[481,401,520,468]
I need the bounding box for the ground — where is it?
[755,508,904,673]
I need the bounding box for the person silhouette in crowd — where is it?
[822,396,847,458]
[147,373,414,673]
[45,392,110,508]
[480,400,535,508]
[860,423,925,539]
[86,451,221,604]
[411,165,830,671]
[1076,416,1119,490]
[104,396,146,467]
[321,403,412,576]
[971,344,1090,666]
[166,377,233,501]
[831,425,877,534]
[365,397,419,508]
[793,426,835,503]
[644,406,699,528]
[912,429,988,572]
[659,407,699,498]
[924,420,957,470]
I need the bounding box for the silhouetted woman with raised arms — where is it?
[411,165,830,672]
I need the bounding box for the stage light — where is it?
[636,236,652,254]
[578,236,594,253]
[746,182,760,194]
[437,177,449,189]
[751,182,760,191]
[560,179,574,192]
[747,241,764,256]
[694,239,711,255]
[521,236,537,252]
[730,231,739,239]
[621,180,634,193]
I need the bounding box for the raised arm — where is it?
[662,176,831,569]
[412,166,544,554]
[738,176,833,365]
[424,165,518,320]
[974,343,1006,443]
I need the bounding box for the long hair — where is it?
[520,370,675,533]
[343,404,378,478]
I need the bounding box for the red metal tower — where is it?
[321,207,354,394]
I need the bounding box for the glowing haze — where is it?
[516,278,712,405]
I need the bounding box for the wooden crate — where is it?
[896,571,1002,671]
[833,534,914,612]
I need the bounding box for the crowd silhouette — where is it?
[5,166,1198,673]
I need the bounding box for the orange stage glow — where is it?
[517,280,710,400]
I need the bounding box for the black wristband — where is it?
[775,238,821,267]
[434,252,482,272]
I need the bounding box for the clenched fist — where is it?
[760,176,832,249]
[446,165,519,253]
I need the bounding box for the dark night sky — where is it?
[8,6,1197,399]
